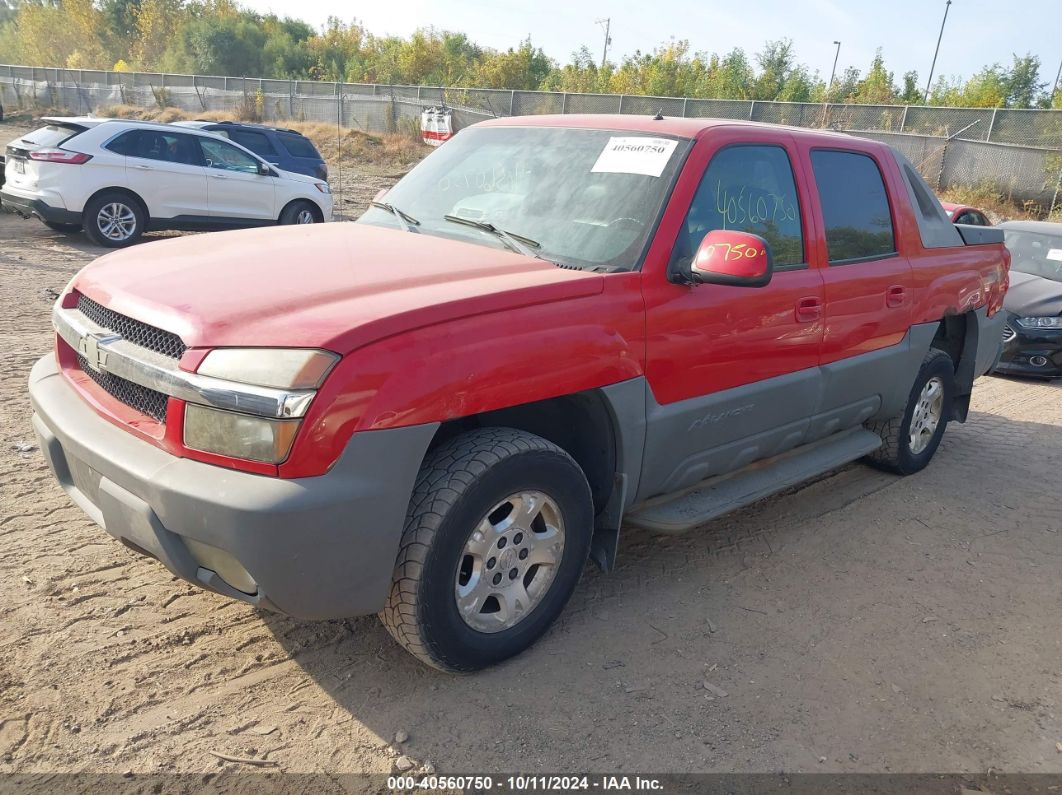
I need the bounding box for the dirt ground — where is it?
[2,118,1062,779]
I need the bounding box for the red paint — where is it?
[56,116,1009,479]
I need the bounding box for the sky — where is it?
[241,0,1061,88]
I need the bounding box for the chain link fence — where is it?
[2,64,1060,212]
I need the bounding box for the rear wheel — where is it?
[380,428,593,672]
[279,200,319,225]
[83,192,145,247]
[44,221,82,233]
[866,349,955,475]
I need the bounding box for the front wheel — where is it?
[380,428,593,672]
[865,349,955,475]
[279,200,319,225]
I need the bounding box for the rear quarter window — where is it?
[276,132,320,159]
[21,124,83,148]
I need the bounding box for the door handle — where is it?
[135,164,153,170]
[886,285,906,308]
[795,296,822,323]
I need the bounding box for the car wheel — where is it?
[380,427,594,672]
[279,200,319,225]
[44,221,83,234]
[865,349,955,475]
[83,193,145,247]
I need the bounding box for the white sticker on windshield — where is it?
[1046,248,1062,262]
[591,137,679,177]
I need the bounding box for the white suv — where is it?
[1,117,333,247]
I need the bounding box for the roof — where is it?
[997,220,1062,234]
[173,119,303,135]
[477,113,861,143]
[42,116,189,132]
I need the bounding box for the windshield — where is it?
[357,126,691,270]
[1004,229,1062,283]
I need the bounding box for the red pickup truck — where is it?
[29,115,1009,672]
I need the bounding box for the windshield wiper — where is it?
[370,201,420,233]
[443,215,549,261]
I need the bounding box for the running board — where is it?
[625,428,883,534]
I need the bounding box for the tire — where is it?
[44,221,82,233]
[865,349,955,475]
[380,427,594,672]
[279,200,319,225]
[83,192,145,247]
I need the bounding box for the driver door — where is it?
[195,136,277,221]
[638,130,826,498]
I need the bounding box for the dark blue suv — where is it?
[175,121,328,181]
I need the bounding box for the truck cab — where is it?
[29,115,1009,672]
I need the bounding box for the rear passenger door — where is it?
[802,147,915,430]
[109,129,209,220]
[196,136,277,221]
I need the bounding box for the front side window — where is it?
[198,138,261,174]
[811,149,896,264]
[358,126,691,271]
[228,130,277,158]
[675,144,805,270]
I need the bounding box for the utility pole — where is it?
[923,0,953,103]
[596,18,612,69]
[1053,57,1061,103]
[828,41,841,98]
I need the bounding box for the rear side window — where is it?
[676,144,805,270]
[227,130,277,158]
[277,132,320,159]
[811,150,896,264]
[110,130,201,166]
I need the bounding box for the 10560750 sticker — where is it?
[591,137,679,177]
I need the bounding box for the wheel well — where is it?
[279,198,323,223]
[84,187,149,220]
[431,391,618,515]
[930,314,966,369]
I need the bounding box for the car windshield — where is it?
[1004,229,1062,283]
[357,126,691,270]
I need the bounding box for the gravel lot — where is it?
[1,119,1061,778]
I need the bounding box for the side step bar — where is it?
[625,428,883,534]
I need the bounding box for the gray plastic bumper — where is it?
[28,354,438,620]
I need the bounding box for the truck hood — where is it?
[72,223,604,353]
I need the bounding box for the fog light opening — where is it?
[184,538,258,595]
[1029,355,1049,367]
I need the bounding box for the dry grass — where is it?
[96,104,431,169]
[938,183,1052,223]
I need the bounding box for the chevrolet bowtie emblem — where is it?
[78,332,121,373]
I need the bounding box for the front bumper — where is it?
[994,316,1062,378]
[29,354,437,619]
[1,188,80,225]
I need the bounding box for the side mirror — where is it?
[690,229,773,288]
[257,162,271,176]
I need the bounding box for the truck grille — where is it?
[77,294,186,360]
[77,354,169,422]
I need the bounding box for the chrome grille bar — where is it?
[53,303,317,419]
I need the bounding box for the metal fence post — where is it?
[618,95,625,113]
[900,105,909,132]
[749,100,756,120]
[510,90,516,115]
[682,97,688,117]
[987,107,998,142]
[561,93,568,114]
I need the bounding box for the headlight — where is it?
[1015,316,1062,329]
[184,404,300,463]
[197,348,337,389]
[314,182,331,194]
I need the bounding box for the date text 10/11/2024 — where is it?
[387,775,665,791]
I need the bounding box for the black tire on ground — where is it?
[44,221,83,234]
[865,349,955,475]
[380,427,594,672]
[278,200,320,225]
[83,192,145,247]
